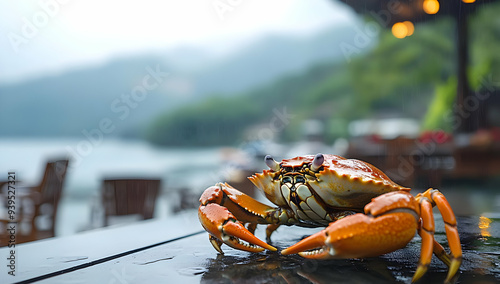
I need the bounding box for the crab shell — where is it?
[249,154,410,219]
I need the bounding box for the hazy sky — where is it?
[0,0,356,83]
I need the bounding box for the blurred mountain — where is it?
[0,24,365,138]
[147,16,474,147]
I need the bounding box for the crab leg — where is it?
[417,189,462,283]
[199,183,283,253]
[413,198,435,283]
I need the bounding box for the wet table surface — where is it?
[1,210,499,284]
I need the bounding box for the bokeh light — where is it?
[423,0,440,14]
[392,22,408,39]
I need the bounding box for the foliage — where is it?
[469,2,500,90]
[147,96,260,146]
[421,77,457,131]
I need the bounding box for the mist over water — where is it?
[0,138,222,196]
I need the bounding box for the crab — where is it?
[198,154,462,283]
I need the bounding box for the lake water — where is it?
[0,138,224,235]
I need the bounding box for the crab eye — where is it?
[311,153,324,172]
[265,155,280,172]
[282,176,292,184]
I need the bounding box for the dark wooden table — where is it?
[1,211,499,284]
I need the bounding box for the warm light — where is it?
[462,0,476,3]
[403,21,414,36]
[423,0,440,14]
[479,215,492,237]
[392,22,408,39]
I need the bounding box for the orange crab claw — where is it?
[281,229,330,258]
[282,212,418,260]
[199,203,277,253]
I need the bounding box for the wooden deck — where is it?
[1,210,499,284]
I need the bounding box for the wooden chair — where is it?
[0,158,69,247]
[101,178,161,227]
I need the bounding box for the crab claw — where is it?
[282,212,417,260]
[199,203,277,253]
[281,229,331,258]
